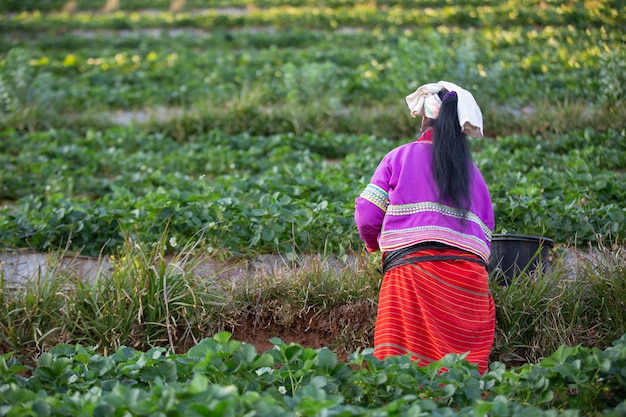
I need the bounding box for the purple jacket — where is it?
[354,130,494,262]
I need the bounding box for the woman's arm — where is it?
[355,181,389,252]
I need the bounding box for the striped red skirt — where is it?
[374,245,495,374]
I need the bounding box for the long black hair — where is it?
[431,89,472,213]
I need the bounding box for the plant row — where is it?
[2,330,626,416]
[1,23,624,135]
[0,127,624,257]
[2,1,623,32]
[0,0,552,13]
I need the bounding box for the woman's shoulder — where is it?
[385,140,430,159]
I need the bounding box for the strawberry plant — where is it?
[3,331,626,415]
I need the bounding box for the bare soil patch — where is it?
[230,299,376,361]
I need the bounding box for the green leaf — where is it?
[31,399,51,416]
[472,401,494,415]
[188,374,209,394]
[316,348,337,371]
[269,337,286,348]
[310,375,328,389]
[94,403,116,417]
[212,331,233,346]
[251,353,275,370]
[374,373,388,385]
[284,345,304,362]
[233,343,258,366]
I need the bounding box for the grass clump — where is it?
[0,253,71,359]
[65,231,228,355]
[0,231,229,363]
[490,238,626,366]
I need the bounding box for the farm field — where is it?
[1,0,626,415]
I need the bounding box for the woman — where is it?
[354,81,495,373]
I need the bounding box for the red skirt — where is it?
[374,246,495,374]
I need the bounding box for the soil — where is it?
[229,299,377,362]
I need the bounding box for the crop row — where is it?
[1,127,624,257]
[3,1,624,31]
[1,25,623,132]
[2,331,626,416]
[0,0,574,13]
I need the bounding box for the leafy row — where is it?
[2,331,626,416]
[1,127,624,256]
[2,1,623,31]
[1,22,623,138]
[0,0,549,13]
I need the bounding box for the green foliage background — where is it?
[1,2,626,415]
[1,0,625,256]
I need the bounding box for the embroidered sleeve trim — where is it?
[360,184,389,212]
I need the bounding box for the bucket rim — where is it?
[491,233,555,247]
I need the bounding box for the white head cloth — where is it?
[405,80,484,138]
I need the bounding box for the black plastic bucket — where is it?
[488,234,554,285]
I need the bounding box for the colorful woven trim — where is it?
[360,184,389,211]
[386,202,492,238]
[379,226,491,263]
